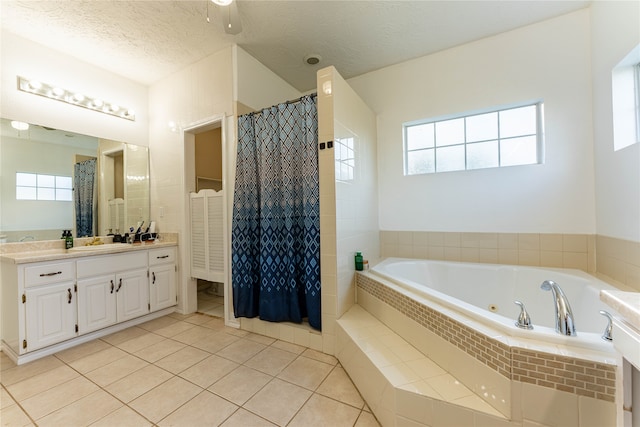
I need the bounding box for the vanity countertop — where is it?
[0,241,177,264]
[600,289,640,330]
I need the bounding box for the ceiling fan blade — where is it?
[222,1,242,35]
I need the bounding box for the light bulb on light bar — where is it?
[17,76,136,122]
[211,0,232,5]
[11,121,29,131]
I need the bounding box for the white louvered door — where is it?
[189,190,225,283]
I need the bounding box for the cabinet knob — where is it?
[67,288,72,304]
[116,278,122,292]
[110,280,114,294]
[152,272,156,284]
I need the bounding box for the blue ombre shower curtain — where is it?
[74,158,97,237]
[232,94,321,330]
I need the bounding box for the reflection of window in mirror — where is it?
[195,128,222,192]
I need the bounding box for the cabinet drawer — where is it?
[149,247,176,266]
[77,251,147,279]
[24,261,75,287]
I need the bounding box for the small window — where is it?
[335,137,355,181]
[404,102,544,175]
[16,172,73,201]
[612,44,640,151]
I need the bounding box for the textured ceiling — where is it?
[1,1,590,92]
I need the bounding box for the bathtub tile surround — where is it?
[381,231,640,293]
[351,273,617,426]
[381,231,596,273]
[596,235,640,292]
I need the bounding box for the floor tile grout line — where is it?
[2,314,380,427]
[1,383,39,427]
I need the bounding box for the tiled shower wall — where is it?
[380,231,640,291]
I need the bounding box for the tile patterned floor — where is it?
[197,285,224,318]
[0,313,380,427]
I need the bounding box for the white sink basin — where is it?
[68,244,124,252]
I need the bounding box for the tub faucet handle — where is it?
[514,300,533,330]
[599,310,613,342]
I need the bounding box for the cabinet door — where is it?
[150,264,177,312]
[116,268,149,322]
[25,282,76,352]
[77,275,117,334]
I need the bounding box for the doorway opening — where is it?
[183,117,229,321]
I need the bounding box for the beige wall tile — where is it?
[625,239,640,267]
[428,246,445,260]
[563,234,588,252]
[428,232,445,247]
[518,250,540,266]
[626,263,640,291]
[479,248,498,264]
[413,232,429,246]
[498,233,518,249]
[563,252,588,271]
[540,234,563,251]
[461,233,480,248]
[381,244,398,258]
[412,246,429,259]
[518,234,540,251]
[444,247,461,262]
[398,231,413,246]
[380,231,399,245]
[540,251,563,268]
[499,249,518,265]
[478,233,499,249]
[444,232,461,248]
[460,247,480,263]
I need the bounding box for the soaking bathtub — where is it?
[367,257,619,352]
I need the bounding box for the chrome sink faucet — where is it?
[540,280,577,336]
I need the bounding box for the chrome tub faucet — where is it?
[540,280,577,336]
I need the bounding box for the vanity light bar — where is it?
[17,76,136,122]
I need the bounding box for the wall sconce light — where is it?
[17,76,136,121]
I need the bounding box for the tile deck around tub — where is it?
[336,305,506,426]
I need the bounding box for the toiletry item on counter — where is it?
[363,260,369,270]
[355,251,364,271]
[64,230,73,249]
[149,221,156,234]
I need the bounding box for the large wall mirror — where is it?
[0,118,149,242]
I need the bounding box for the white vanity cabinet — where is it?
[23,261,77,352]
[1,243,178,365]
[148,247,177,312]
[76,251,149,334]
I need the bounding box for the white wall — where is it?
[591,2,640,242]
[318,66,379,353]
[148,47,234,314]
[0,32,148,146]
[348,10,595,234]
[234,46,301,111]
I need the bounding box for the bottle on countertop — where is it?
[65,230,73,249]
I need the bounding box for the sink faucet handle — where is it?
[599,310,613,342]
[514,300,534,330]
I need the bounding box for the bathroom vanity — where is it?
[1,242,177,365]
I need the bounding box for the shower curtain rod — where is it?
[283,92,317,105]
[243,93,318,117]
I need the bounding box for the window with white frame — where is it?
[16,172,73,201]
[611,44,640,151]
[335,137,355,181]
[404,102,544,175]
